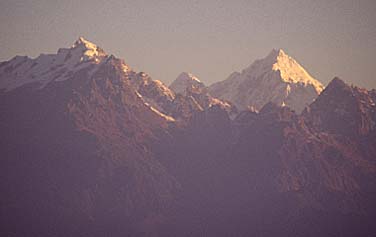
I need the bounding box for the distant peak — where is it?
[241,49,324,95]
[326,77,349,91]
[254,48,291,69]
[68,37,107,62]
[72,37,98,50]
[266,49,324,93]
[170,72,205,94]
[266,48,287,60]
[76,36,87,43]
[177,72,201,83]
[330,77,346,85]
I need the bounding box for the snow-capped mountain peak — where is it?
[243,49,323,94]
[69,37,107,62]
[209,49,325,113]
[265,48,285,60]
[72,36,96,48]
[0,37,111,91]
[169,72,205,94]
[178,72,201,83]
[271,49,323,93]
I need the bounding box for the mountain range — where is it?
[1,38,376,237]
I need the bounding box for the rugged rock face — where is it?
[1,38,376,237]
[209,49,324,113]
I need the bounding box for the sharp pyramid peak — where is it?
[325,77,349,91]
[263,48,288,61]
[170,72,205,94]
[67,36,107,62]
[243,49,324,94]
[269,49,323,92]
[177,72,201,83]
[247,48,290,71]
[268,48,287,58]
[72,36,98,50]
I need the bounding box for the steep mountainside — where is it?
[209,49,324,113]
[0,38,180,236]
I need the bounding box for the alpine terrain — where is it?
[1,38,376,237]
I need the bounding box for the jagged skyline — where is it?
[1,0,375,89]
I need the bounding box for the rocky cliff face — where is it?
[209,49,324,113]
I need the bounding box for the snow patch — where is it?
[149,106,175,122]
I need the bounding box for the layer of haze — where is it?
[0,0,375,88]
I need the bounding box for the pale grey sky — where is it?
[1,0,375,88]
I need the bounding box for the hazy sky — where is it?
[1,0,375,88]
